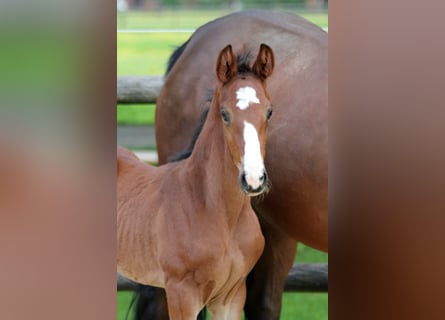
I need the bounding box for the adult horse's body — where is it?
[148,11,328,320]
[118,44,276,319]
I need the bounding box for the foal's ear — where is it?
[252,44,274,80]
[216,44,238,84]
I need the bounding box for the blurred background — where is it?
[117,1,327,319]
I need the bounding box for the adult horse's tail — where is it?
[165,39,190,76]
[131,284,206,320]
[132,284,167,319]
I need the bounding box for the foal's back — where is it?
[118,147,201,288]
[117,146,168,286]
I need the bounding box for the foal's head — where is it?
[214,44,274,196]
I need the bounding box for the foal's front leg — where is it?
[208,280,246,320]
[164,276,204,320]
[244,217,297,320]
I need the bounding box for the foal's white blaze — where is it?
[236,86,260,110]
[243,121,265,189]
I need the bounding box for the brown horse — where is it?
[118,44,276,319]
[147,10,328,320]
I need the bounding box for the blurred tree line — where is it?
[160,0,305,5]
[125,0,327,10]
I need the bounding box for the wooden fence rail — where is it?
[118,263,327,293]
[117,76,163,104]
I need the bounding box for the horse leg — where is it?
[164,276,204,320]
[208,281,246,320]
[244,217,297,320]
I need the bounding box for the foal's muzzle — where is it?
[239,170,268,196]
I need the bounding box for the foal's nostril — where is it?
[259,171,267,184]
[240,172,248,186]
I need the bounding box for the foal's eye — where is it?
[220,108,231,125]
[266,108,273,121]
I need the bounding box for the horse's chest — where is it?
[211,214,264,285]
[159,208,264,294]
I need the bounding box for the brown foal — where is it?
[117,44,275,319]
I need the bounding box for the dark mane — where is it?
[236,51,253,74]
[165,39,190,76]
[168,108,209,162]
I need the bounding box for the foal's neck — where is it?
[184,96,247,213]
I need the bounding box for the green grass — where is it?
[118,33,192,76]
[117,104,156,125]
[281,292,328,319]
[296,243,328,263]
[117,291,135,320]
[118,10,233,31]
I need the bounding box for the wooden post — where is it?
[117,76,164,104]
[284,263,328,292]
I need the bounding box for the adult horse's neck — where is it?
[184,90,247,218]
